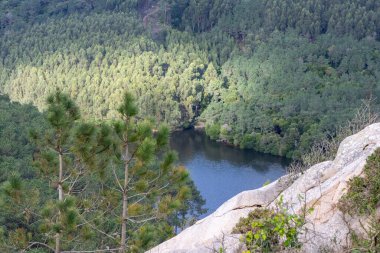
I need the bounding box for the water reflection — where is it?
[170,130,289,216]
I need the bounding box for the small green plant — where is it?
[338,148,380,252]
[233,196,304,253]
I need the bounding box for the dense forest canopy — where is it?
[0,95,47,183]
[0,0,379,158]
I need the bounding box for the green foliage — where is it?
[339,148,380,216]
[0,0,379,159]
[262,180,271,187]
[0,92,206,252]
[156,124,170,148]
[234,197,304,252]
[0,0,138,30]
[0,0,379,248]
[46,91,80,129]
[102,91,203,252]
[0,173,41,251]
[0,12,216,128]
[348,216,380,253]
[118,92,138,118]
[338,148,380,252]
[201,32,380,158]
[0,95,47,182]
[205,123,220,140]
[178,0,380,40]
[0,95,50,251]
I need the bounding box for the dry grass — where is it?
[287,97,379,179]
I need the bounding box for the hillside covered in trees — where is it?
[0,0,379,158]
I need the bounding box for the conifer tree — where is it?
[109,92,192,252]
[33,91,81,253]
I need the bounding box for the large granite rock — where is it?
[147,123,380,253]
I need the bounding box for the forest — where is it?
[0,0,379,252]
[0,0,379,158]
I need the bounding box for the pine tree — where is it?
[30,91,103,253]
[40,91,80,253]
[109,92,192,252]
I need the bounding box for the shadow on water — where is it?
[170,129,290,217]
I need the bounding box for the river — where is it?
[170,129,289,217]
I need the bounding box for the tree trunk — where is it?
[58,152,64,201]
[56,151,64,253]
[120,141,129,253]
[55,234,60,253]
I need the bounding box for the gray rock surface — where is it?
[147,123,380,253]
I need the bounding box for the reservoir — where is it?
[170,129,289,217]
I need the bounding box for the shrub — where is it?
[205,123,221,140]
[339,148,380,216]
[338,148,380,252]
[233,196,304,253]
[239,134,255,149]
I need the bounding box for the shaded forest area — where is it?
[0,0,379,158]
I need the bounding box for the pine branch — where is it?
[112,165,124,192]
[127,215,157,224]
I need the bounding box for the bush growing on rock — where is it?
[233,196,304,253]
[339,148,380,252]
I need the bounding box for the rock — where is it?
[147,178,291,253]
[147,123,380,253]
[295,123,380,252]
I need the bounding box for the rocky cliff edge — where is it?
[147,123,380,253]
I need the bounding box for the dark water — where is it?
[170,130,289,217]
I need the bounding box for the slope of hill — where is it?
[0,0,379,158]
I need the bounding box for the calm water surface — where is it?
[170,130,289,216]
